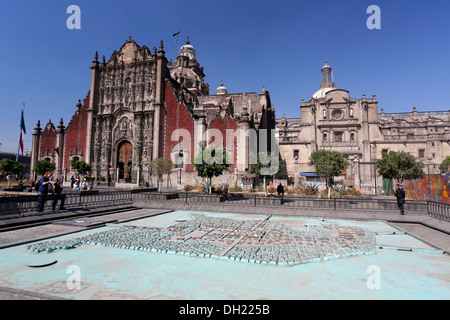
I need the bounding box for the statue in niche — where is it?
[121,119,128,133]
[128,124,133,138]
[124,78,132,106]
[106,87,112,102]
[94,122,100,145]
[102,121,109,146]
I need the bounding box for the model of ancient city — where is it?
[26,214,376,266]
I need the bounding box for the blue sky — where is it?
[1,0,450,153]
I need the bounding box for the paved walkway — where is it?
[2,200,450,251]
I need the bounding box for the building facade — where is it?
[277,61,450,193]
[30,37,450,192]
[30,38,276,186]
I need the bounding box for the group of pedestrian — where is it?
[36,171,66,212]
[71,176,89,191]
[276,181,406,215]
[35,172,407,215]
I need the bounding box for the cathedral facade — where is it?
[277,61,450,193]
[30,38,276,186]
[30,37,450,192]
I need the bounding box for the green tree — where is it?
[193,147,230,194]
[439,156,450,174]
[149,158,173,191]
[250,152,282,196]
[70,160,92,179]
[308,150,348,198]
[33,160,56,177]
[0,159,26,187]
[376,151,425,183]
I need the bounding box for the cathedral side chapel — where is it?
[31,37,276,187]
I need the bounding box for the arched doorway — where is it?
[117,141,133,182]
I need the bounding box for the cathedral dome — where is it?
[216,81,228,95]
[312,60,335,99]
[312,87,334,99]
[178,36,196,60]
[322,60,331,70]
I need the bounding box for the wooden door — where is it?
[118,141,133,180]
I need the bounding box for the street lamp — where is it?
[178,150,183,185]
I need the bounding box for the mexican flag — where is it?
[19,109,26,155]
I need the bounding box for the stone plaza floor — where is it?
[0,208,449,300]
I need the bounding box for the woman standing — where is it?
[37,171,54,212]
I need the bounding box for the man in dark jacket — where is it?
[52,177,66,211]
[395,183,406,215]
[277,183,284,197]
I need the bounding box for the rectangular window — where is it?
[334,132,343,142]
[419,149,425,158]
[382,149,388,156]
[293,150,299,159]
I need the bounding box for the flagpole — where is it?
[16,103,25,162]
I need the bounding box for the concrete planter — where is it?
[129,188,158,194]
[144,193,179,200]
[256,197,283,206]
[194,195,225,203]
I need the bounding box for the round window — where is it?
[332,110,343,120]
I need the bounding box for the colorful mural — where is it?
[404,174,450,204]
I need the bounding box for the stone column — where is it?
[55,119,65,178]
[153,41,167,160]
[360,96,372,189]
[353,158,361,189]
[86,52,100,164]
[310,102,318,152]
[152,105,161,160]
[194,115,206,158]
[30,121,42,179]
[361,96,371,161]
[237,108,250,173]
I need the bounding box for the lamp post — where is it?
[178,150,183,185]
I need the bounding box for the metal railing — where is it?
[2,189,449,222]
[135,192,428,213]
[136,192,450,220]
[427,201,450,222]
[0,191,134,216]
[282,196,432,214]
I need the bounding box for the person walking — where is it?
[37,171,54,212]
[51,177,66,211]
[395,183,406,215]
